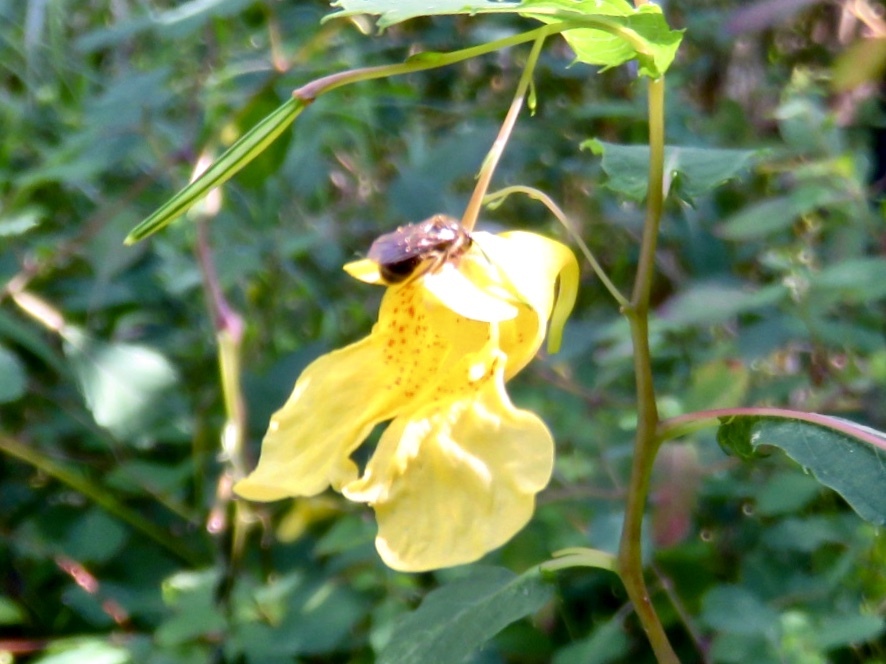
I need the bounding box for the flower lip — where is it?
[368,214,472,285]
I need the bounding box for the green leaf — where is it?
[329,0,522,27]
[63,328,179,439]
[231,574,369,657]
[0,344,26,403]
[0,596,26,626]
[378,567,552,664]
[585,139,756,201]
[811,614,886,650]
[717,416,886,527]
[520,0,682,77]
[832,36,886,92]
[32,638,130,664]
[552,614,630,664]
[682,359,750,412]
[0,309,68,375]
[718,184,849,241]
[125,96,305,243]
[700,585,779,636]
[755,471,823,517]
[717,416,760,461]
[808,257,886,303]
[63,508,129,564]
[157,570,226,647]
[0,207,42,237]
[330,0,683,77]
[658,282,785,328]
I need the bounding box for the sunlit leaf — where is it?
[0,207,42,237]
[31,638,130,664]
[330,0,682,76]
[329,0,522,27]
[63,328,179,439]
[520,0,682,76]
[378,567,552,664]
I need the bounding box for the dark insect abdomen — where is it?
[379,256,423,283]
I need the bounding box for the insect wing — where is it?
[368,218,459,264]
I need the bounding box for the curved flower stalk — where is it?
[235,224,579,571]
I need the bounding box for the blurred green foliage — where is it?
[1,0,884,662]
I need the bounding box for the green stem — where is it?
[127,14,659,243]
[294,16,642,102]
[194,219,251,587]
[0,434,204,566]
[617,76,678,664]
[461,35,546,232]
[484,185,630,307]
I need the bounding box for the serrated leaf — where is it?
[378,567,552,664]
[330,0,682,77]
[585,139,756,201]
[717,415,886,526]
[521,0,682,76]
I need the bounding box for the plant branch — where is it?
[461,36,545,231]
[658,407,886,452]
[189,167,252,603]
[617,74,678,663]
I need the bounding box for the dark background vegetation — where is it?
[0,0,884,661]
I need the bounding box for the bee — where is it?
[368,214,473,285]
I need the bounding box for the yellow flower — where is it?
[234,225,579,572]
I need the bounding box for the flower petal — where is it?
[468,231,579,372]
[234,336,400,501]
[343,258,384,284]
[423,263,519,323]
[343,359,554,572]
[235,281,495,502]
